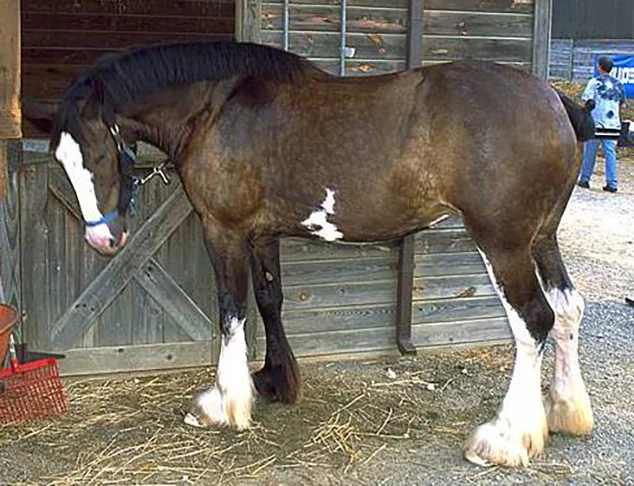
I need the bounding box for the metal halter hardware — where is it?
[84,123,170,227]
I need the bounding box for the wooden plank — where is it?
[134,285,164,345]
[424,10,533,38]
[0,142,21,321]
[532,0,552,79]
[412,274,496,301]
[260,315,509,357]
[19,161,50,349]
[280,273,495,312]
[0,0,21,141]
[422,59,532,71]
[411,295,505,325]
[58,341,214,377]
[48,167,82,221]
[408,0,423,70]
[261,31,407,60]
[412,317,511,346]
[423,0,533,13]
[422,36,532,62]
[22,0,235,18]
[264,0,532,13]
[263,0,410,7]
[240,0,263,43]
[414,252,487,278]
[266,290,503,336]
[281,256,397,286]
[22,31,231,51]
[50,187,194,349]
[22,13,235,35]
[312,59,407,76]
[283,280,396,310]
[262,5,408,34]
[414,228,478,254]
[133,258,212,341]
[262,325,395,357]
[281,238,396,262]
[396,233,415,354]
[549,38,573,80]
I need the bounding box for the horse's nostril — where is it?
[109,237,116,248]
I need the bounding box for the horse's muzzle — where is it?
[85,227,129,255]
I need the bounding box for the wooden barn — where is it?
[1,0,553,376]
[549,0,634,81]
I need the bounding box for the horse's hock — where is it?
[12,0,554,376]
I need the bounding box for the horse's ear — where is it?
[21,99,60,134]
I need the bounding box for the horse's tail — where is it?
[556,91,595,142]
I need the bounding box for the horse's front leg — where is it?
[184,225,254,430]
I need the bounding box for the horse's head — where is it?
[23,99,136,255]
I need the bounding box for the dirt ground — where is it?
[1,111,634,485]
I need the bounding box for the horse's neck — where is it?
[123,81,220,161]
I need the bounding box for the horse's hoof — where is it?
[464,416,547,467]
[185,386,252,430]
[545,390,594,436]
[252,362,302,405]
[184,387,230,429]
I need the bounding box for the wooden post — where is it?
[235,0,262,43]
[532,0,553,79]
[0,0,21,199]
[395,0,423,356]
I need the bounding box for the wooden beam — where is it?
[532,0,553,79]
[395,1,423,356]
[50,186,193,349]
[0,0,21,199]
[236,0,262,43]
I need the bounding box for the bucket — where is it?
[0,304,19,363]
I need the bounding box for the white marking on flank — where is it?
[55,132,114,248]
[186,317,253,430]
[302,188,343,242]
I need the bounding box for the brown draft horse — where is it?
[25,41,596,467]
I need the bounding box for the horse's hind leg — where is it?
[533,233,593,435]
[463,227,552,467]
[249,236,301,403]
[184,224,253,430]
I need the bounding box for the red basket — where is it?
[0,357,67,425]
[0,341,67,425]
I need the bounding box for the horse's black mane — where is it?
[50,41,309,149]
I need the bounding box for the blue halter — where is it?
[85,210,120,227]
[84,123,169,228]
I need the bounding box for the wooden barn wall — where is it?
[550,39,634,82]
[20,147,221,375]
[21,0,236,138]
[260,0,535,76]
[251,219,509,361]
[253,0,516,361]
[552,0,634,41]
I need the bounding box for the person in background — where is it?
[577,56,626,193]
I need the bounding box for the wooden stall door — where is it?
[19,151,220,375]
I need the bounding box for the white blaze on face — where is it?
[55,132,114,248]
[302,188,343,242]
[465,249,547,467]
[185,317,253,430]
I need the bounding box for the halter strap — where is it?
[85,210,120,227]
